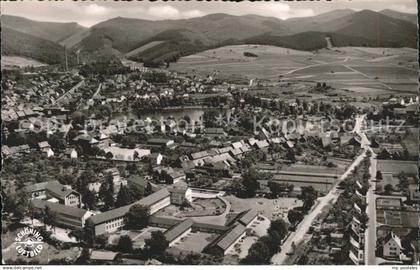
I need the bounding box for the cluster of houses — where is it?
[2,73,83,111]
[180,137,269,177]
[382,96,419,116]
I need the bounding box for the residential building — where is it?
[45,181,81,207]
[381,231,404,259]
[168,187,193,205]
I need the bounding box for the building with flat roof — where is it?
[88,188,170,236]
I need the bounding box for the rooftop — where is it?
[164,218,194,243]
[30,199,88,218]
[216,223,246,251]
[88,188,170,225]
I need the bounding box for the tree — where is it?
[100,172,115,210]
[105,152,114,160]
[268,181,285,198]
[241,240,271,264]
[69,228,85,245]
[268,219,289,240]
[261,232,281,253]
[116,184,133,207]
[76,248,91,264]
[287,209,304,225]
[83,189,96,210]
[83,220,96,247]
[384,184,394,195]
[299,186,317,212]
[144,231,168,257]
[13,192,30,222]
[118,235,133,253]
[129,182,145,200]
[241,167,260,198]
[202,109,220,128]
[124,204,150,230]
[43,206,56,232]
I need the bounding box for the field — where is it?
[170,45,418,96]
[2,56,47,68]
[125,41,165,57]
[377,160,418,175]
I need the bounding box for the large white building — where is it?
[88,188,170,235]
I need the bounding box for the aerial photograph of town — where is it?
[1,0,419,266]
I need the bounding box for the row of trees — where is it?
[241,219,289,264]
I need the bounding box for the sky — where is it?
[1,0,417,27]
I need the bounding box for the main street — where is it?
[271,114,370,265]
[365,149,377,264]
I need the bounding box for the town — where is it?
[1,3,419,267]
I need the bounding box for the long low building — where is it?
[204,223,247,255]
[164,219,194,246]
[88,188,170,236]
[30,199,93,229]
[268,170,339,193]
[204,209,260,255]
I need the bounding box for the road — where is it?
[365,150,377,265]
[343,65,392,90]
[271,114,369,264]
[283,57,349,76]
[55,80,85,104]
[188,196,231,226]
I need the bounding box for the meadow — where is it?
[170,45,418,96]
[2,56,47,68]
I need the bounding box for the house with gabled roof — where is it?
[30,199,93,229]
[204,223,247,255]
[381,231,405,260]
[89,250,121,263]
[45,181,81,207]
[164,219,194,246]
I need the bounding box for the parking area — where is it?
[226,195,303,220]
[227,235,259,259]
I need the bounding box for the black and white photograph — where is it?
[1,0,419,266]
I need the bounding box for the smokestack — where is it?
[64,46,68,71]
[76,49,81,65]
